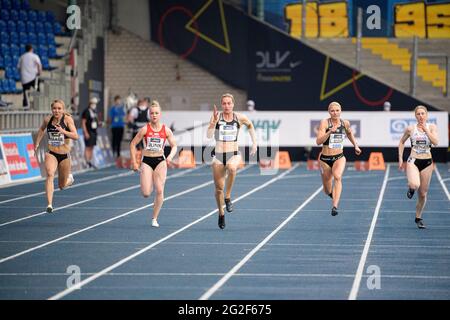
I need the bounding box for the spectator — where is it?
[128,98,150,151]
[17,44,42,108]
[247,99,256,112]
[82,97,100,168]
[108,95,126,158]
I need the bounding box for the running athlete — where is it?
[34,99,79,213]
[316,102,361,216]
[130,101,177,227]
[398,105,438,229]
[207,93,257,229]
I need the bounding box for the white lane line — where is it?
[2,273,450,280]
[0,170,135,205]
[48,164,300,300]
[348,164,390,300]
[387,176,405,182]
[199,183,323,300]
[434,166,450,201]
[0,166,204,227]
[0,165,253,265]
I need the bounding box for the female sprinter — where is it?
[34,99,79,213]
[398,105,438,229]
[316,101,361,216]
[130,101,177,227]
[207,93,257,229]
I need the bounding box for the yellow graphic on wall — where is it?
[185,0,231,53]
[320,56,363,101]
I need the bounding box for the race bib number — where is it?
[414,139,428,154]
[219,124,238,142]
[329,133,344,149]
[48,132,64,146]
[407,157,415,164]
[91,121,98,129]
[146,137,163,152]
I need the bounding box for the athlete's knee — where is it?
[142,188,153,198]
[418,190,428,199]
[408,182,420,190]
[155,187,164,197]
[227,166,237,175]
[333,173,343,181]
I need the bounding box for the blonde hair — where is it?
[221,93,235,104]
[414,105,428,114]
[328,101,341,110]
[51,99,65,109]
[150,100,161,110]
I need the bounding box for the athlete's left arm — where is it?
[165,127,178,163]
[238,113,258,156]
[424,123,439,146]
[62,115,79,140]
[344,120,361,155]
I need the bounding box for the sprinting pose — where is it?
[207,93,257,229]
[398,105,438,229]
[34,100,79,213]
[130,101,177,227]
[316,101,361,216]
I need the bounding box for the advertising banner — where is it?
[163,111,448,148]
[0,134,41,183]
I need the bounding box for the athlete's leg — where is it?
[416,164,433,220]
[152,160,168,222]
[319,160,333,197]
[45,153,58,209]
[212,159,226,216]
[406,162,421,191]
[140,162,154,198]
[57,157,71,189]
[225,154,241,199]
[331,156,346,209]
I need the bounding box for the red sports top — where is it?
[143,124,167,152]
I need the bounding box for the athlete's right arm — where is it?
[316,119,332,145]
[398,126,411,170]
[206,105,219,139]
[129,126,147,171]
[34,116,50,153]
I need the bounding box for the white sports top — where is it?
[410,124,432,155]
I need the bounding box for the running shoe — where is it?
[331,206,338,216]
[224,198,233,213]
[218,214,226,229]
[415,218,426,229]
[151,219,159,228]
[407,188,415,199]
[46,205,53,213]
[328,192,333,199]
[66,174,74,188]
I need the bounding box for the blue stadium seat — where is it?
[27,32,36,45]
[18,31,27,44]
[37,44,47,57]
[0,20,6,32]
[35,21,44,34]
[1,9,9,21]
[48,44,57,58]
[0,43,9,56]
[7,20,16,32]
[46,11,55,23]
[5,66,15,79]
[16,20,25,33]
[18,9,27,21]
[26,21,35,33]
[53,21,62,35]
[11,0,20,10]
[3,55,12,68]
[9,9,18,21]
[44,21,53,34]
[19,43,25,54]
[9,31,19,44]
[37,11,46,23]
[37,32,46,45]
[0,55,4,69]
[0,80,4,94]
[8,79,20,93]
[28,10,37,22]
[1,0,11,10]
[0,31,9,44]
[41,55,54,70]
[21,0,30,10]
[9,43,19,56]
[47,33,56,46]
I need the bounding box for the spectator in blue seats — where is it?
[17,44,42,108]
[108,95,126,159]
